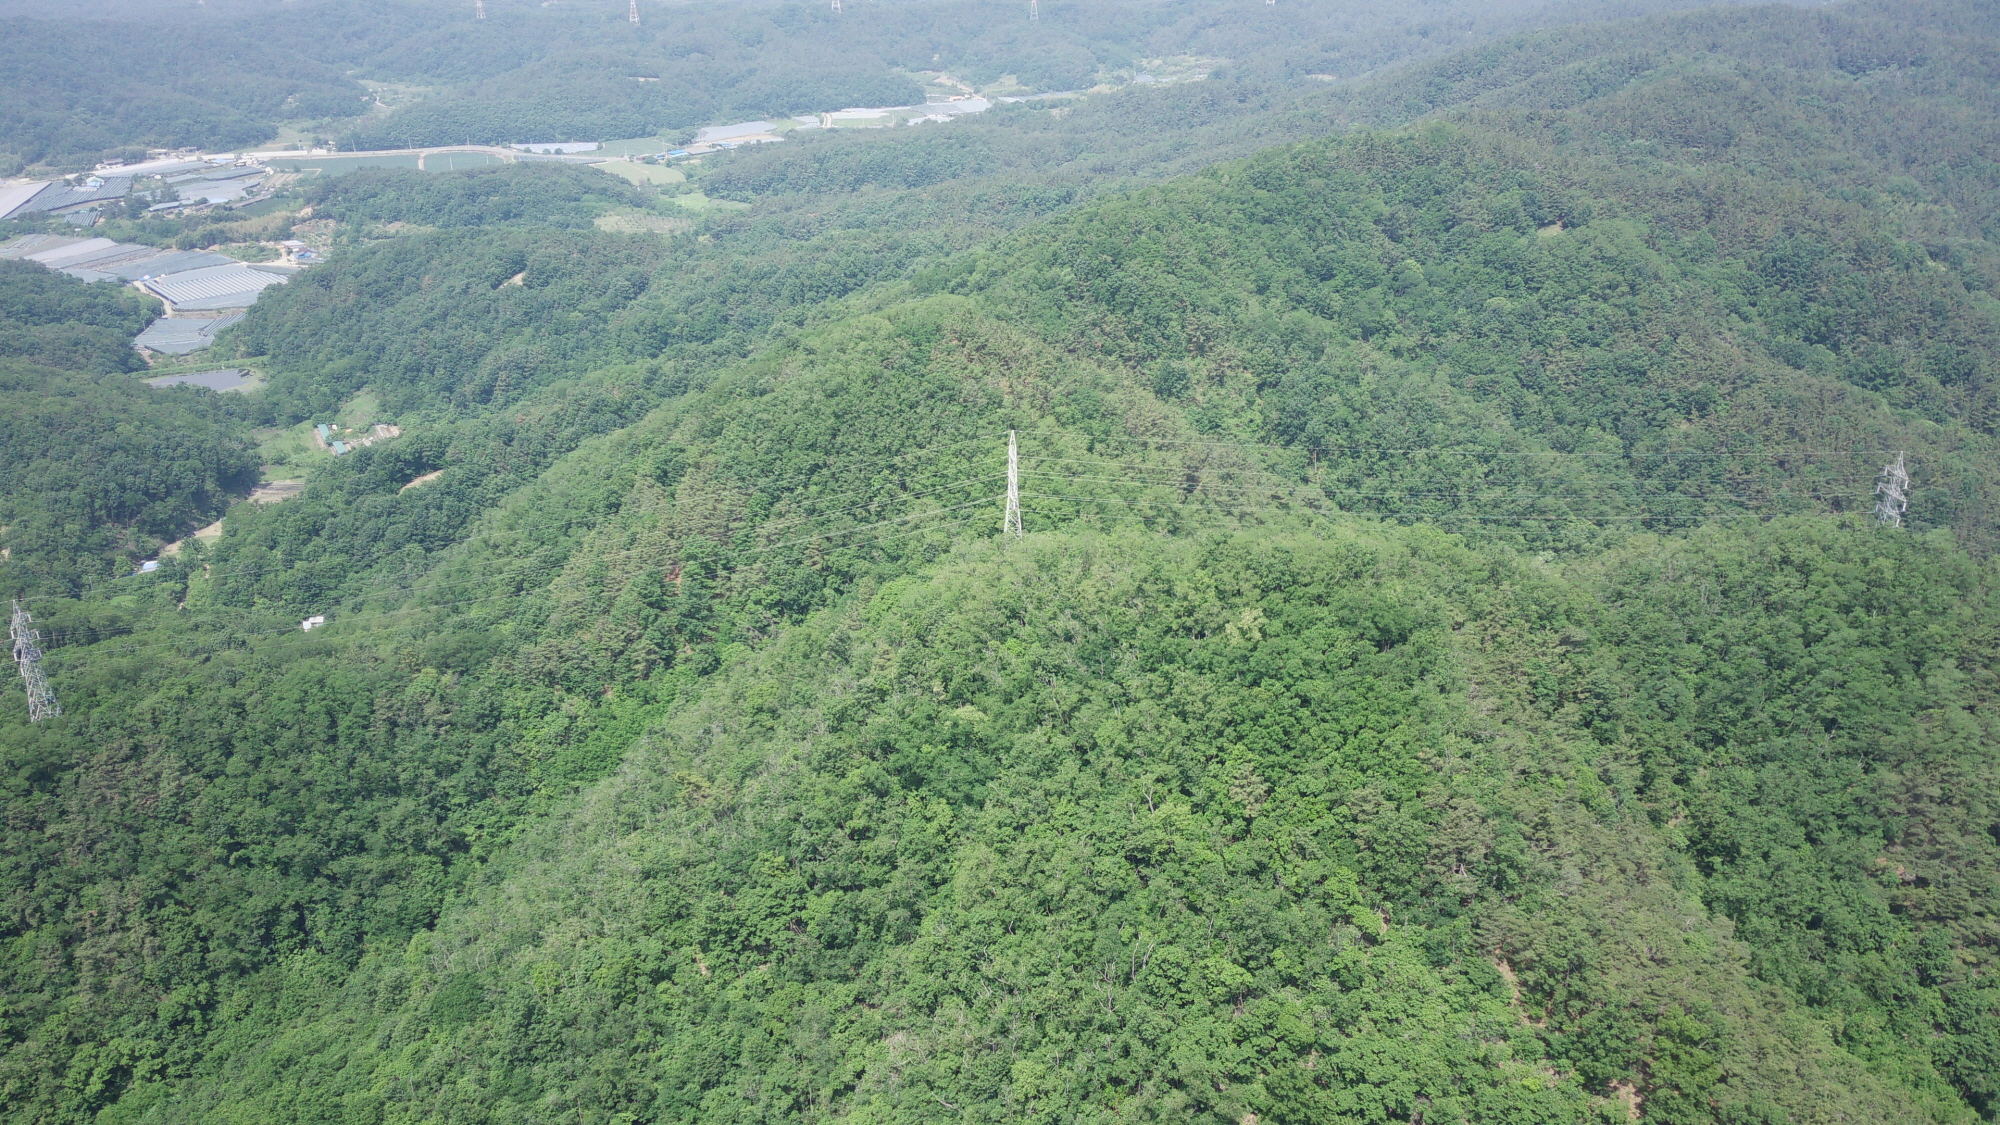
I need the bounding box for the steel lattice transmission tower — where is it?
[628,0,640,24]
[1029,0,1038,20]
[1874,451,1910,527]
[1004,430,1023,538]
[10,600,59,722]
[830,0,841,13]
[475,0,485,18]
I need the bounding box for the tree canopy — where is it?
[1,2,1998,1123]
[0,263,255,591]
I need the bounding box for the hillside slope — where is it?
[2,3,1999,1123]
[22,290,1990,1124]
[144,516,1997,1124]
[951,0,2000,549]
[0,0,1749,168]
[0,263,254,589]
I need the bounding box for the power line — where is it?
[15,437,1004,609]
[1014,442,1912,511]
[16,427,1939,662]
[1004,430,1022,538]
[44,463,1769,659]
[1018,456,1900,485]
[1020,470,1873,504]
[257,473,1001,609]
[41,490,996,648]
[13,425,1918,612]
[107,458,1868,610]
[1022,497,1766,523]
[10,600,59,722]
[1010,429,1909,459]
[23,425,1934,679]
[42,458,1807,652]
[16,421,1932,620]
[34,437,1888,656]
[46,441,1906,614]
[1017,456,1945,504]
[21,473,1008,655]
[37,499,998,654]
[1012,429,1927,527]
[1875,452,1910,527]
[42,508,990,662]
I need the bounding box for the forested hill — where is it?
[2,0,1768,170]
[0,264,255,590]
[2,2,1999,1124]
[231,0,2000,563]
[299,163,653,231]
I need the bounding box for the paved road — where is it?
[262,145,525,169]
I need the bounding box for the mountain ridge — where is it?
[3,2,2000,1122]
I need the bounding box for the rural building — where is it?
[139,262,287,313]
[144,369,253,391]
[0,176,132,219]
[3,234,310,356]
[133,314,244,355]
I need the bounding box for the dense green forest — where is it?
[0,263,256,591]
[0,12,367,170]
[2,0,1999,1123]
[0,260,154,375]
[229,0,2000,554]
[300,163,653,231]
[0,0,1755,169]
[125,515,2000,1125]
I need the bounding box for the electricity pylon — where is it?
[10,600,59,722]
[475,0,485,18]
[831,0,841,12]
[1004,430,1023,538]
[1029,0,1038,19]
[628,0,639,24]
[1874,451,1910,527]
